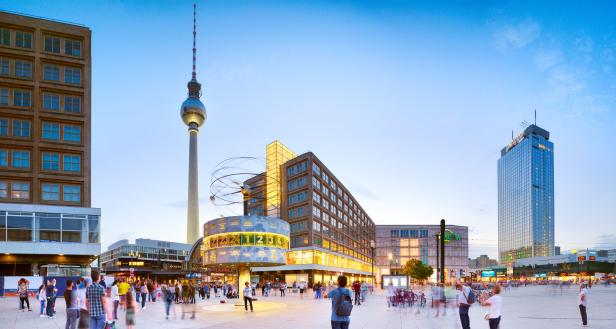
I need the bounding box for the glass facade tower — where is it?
[498,124,554,263]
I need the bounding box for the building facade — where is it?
[0,11,98,276]
[375,225,468,283]
[99,239,191,282]
[248,141,376,286]
[468,254,498,270]
[498,124,554,264]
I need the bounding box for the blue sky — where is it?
[3,0,615,258]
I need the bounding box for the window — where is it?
[13,90,31,107]
[312,192,321,204]
[42,152,59,170]
[12,120,30,137]
[44,65,60,81]
[0,58,8,75]
[64,96,81,113]
[65,39,81,56]
[297,176,305,187]
[390,230,400,238]
[15,31,32,48]
[64,67,81,84]
[288,179,296,190]
[41,183,59,201]
[0,181,6,198]
[0,28,9,46]
[63,185,81,202]
[312,206,321,218]
[42,122,60,140]
[63,155,80,172]
[11,182,30,199]
[14,60,31,78]
[43,94,60,111]
[312,176,321,189]
[63,125,81,142]
[45,36,61,53]
[313,221,321,232]
[12,150,30,168]
[312,163,321,175]
[0,150,7,167]
[0,88,7,105]
[0,119,7,136]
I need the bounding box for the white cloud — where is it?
[494,19,541,50]
[535,47,563,71]
[546,66,586,100]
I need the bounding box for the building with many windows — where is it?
[0,11,98,276]
[100,239,191,282]
[498,124,554,264]
[375,224,468,283]
[247,141,376,286]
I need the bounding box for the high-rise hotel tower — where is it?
[498,124,554,264]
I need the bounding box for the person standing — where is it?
[18,280,31,311]
[579,282,589,326]
[37,284,47,317]
[456,282,473,329]
[118,279,129,310]
[483,285,502,329]
[64,280,79,329]
[46,279,56,318]
[280,282,286,297]
[110,281,120,321]
[140,283,148,309]
[86,271,108,329]
[352,281,361,306]
[329,276,352,329]
[243,282,253,312]
[163,284,174,320]
[77,278,90,329]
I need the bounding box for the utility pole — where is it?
[440,219,446,285]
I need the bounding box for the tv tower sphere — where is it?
[181,91,207,129]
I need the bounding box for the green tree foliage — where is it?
[402,259,434,282]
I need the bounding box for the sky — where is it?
[2,0,615,258]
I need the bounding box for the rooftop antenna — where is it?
[534,109,537,126]
[192,1,197,81]
[512,130,514,140]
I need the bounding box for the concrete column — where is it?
[237,266,250,306]
[187,129,199,244]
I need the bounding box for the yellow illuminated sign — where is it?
[204,232,289,250]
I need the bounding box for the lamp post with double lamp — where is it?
[370,240,376,285]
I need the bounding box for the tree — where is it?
[402,259,434,283]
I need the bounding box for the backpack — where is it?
[465,288,476,305]
[334,288,353,317]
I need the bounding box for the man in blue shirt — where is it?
[329,276,352,329]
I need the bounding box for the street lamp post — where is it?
[370,240,376,285]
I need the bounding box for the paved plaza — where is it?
[1,285,615,329]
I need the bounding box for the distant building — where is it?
[375,224,468,283]
[498,124,554,264]
[555,246,561,256]
[0,11,98,276]
[99,238,191,282]
[469,254,498,270]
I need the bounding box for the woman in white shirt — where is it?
[243,282,253,312]
[483,285,502,329]
[111,281,120,320]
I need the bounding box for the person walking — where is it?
[86,271,108,329]
[280,282,287,297]
[64,280,79,329]
[118,279,129,310]
[125,291,138,329]
[579,282,589,326]
[456,282,474,329]
[243,282,254,312]
[37,284,46,317]
[18,280,31,311]
[329,276,352,329]
[163,284,174,320]
[110,281,120,321]
[77,278,90,329]
[483,284,502,329]
[352,281,361,306]
[140,283,148,309]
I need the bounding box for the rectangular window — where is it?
[42,122,60,140]
[11,182,30,199]
[43,94,60,111]
[64,96,81,113]
[0,28,9,46]
[0,150,7,167]
[44,36,61,53]
[0,88,7,105]
[0,119,7,136]
[64,67,81,84]
[63,185,81,202]
[13,90,31,107]
[0,58,8,75]
[41,183,59,201]
[14,60,31,78]
[63,125,81,142]
[15,31,32,48]
[0,181,7,198]
[11,150,30,168]
[44,65,60,81]
[65,39,82,56]
[63,154,80,172]
[42,152,59,170]
[12,120,30,137]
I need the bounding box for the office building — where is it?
[248,141,376,285]
[498,124,554,264]
[0,11,99,276]
[99,238,191,282]
[469,254,498,270]
[375,224,468,283]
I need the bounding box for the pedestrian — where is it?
[352,281,361,305]
[110,281,120,320]
[51,278,58,314]
[243,282,253,312]
[118,279,130,310]
[37,283,46,317]
[163,284,174,320]
[280,282,287,297]
[579,282,589,326]
[18,280,31,311]
[126,290,138,329]
[46,279,56,318]
[483,284,502,329]
[456,282,474,329]
[299,281,306,299]
[140,282,148,309]
[64,280,79,329]
[99,275,107,289]
[86,270,108,329]
[77,278,89,329]
[329,276,353,329]
[360,282,368,302]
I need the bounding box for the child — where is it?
[37,284,46,317]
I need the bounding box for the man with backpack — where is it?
[329,276,353,329]
[456,282,475,329]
